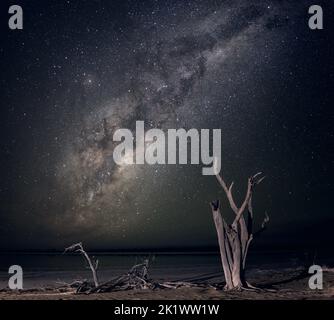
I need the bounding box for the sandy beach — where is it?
[1,266,333,300]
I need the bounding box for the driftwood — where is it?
[64,242,99,287]
[61,253,208,294]
[89,260,152,293]
[210,161,269,291]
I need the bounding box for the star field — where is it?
[0,0,333,250]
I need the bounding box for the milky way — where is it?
[1,0,333,249]
[55,1,288,240]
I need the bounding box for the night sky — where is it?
[0,0,333,251]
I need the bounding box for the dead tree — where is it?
[64,242,99,287]
[210,166,269,291]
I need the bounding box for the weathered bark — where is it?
[64,242,99,287]
[211,165,269,291]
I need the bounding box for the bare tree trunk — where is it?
[211,201,233,289]
[210,164,269,291]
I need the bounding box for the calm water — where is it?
[0,250,332,289]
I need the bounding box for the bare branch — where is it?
[215,173,239,214]
[262,211,270,228]
[254,211,270,237]
[64,242,83,254]
[64,243,99,287]
[256,176,266,185]
[232,178,252,228]
[232,172,266,228]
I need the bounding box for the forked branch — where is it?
[232,173,265,228]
